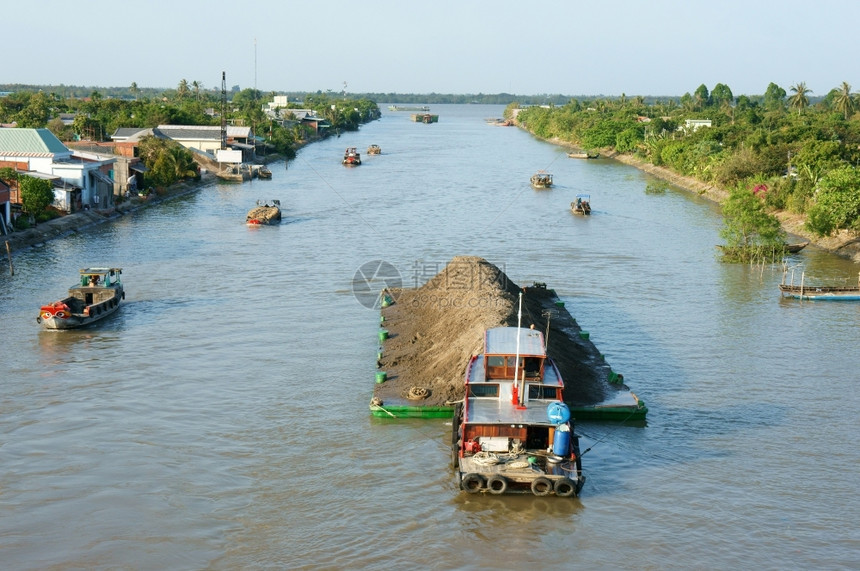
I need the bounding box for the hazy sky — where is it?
[6,0,858,97]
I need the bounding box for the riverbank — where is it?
[545,137,860,262]
[3,171,217,256]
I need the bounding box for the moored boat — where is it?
[366,144,381,155]
[530,171,553,189]
[37,268,124,330]
[246,199,281,226]
[453,316,585,497]
[779,269,860,300]
[568,151,599,159]
[256,165,272,179]
[571,194,592,215]
[343,147,361,165]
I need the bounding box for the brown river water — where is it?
[2,104,859,570]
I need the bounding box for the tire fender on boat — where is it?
[531,476,553,497]
[461,473,484,493]
[554,477,577,497]
[36,316,42,324]
[486,475,508,495]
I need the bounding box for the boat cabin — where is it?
[463,327,565,451]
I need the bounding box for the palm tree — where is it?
[130,82,139,100]
[177,79,189,99]
[833,81,856,120]
[191,81,201,101]
[788,82,812,114]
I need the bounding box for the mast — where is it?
[220,72,227,150]
[514,292,525,407]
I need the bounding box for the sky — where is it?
[5,0,859,98]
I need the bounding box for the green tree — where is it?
[19,173,56,217]
[805,166,860,235]
[719,184,785,262]
[693,84,710,109]
[763,82,786,111]
[177,79,189,99]
[787,82,812,114]
[711,83,734,107]
[832,81,856,120]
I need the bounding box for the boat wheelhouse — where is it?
[453,324,585,497]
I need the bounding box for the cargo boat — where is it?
[37,268,124,330]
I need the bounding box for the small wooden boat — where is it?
[256,166,272,179]
[246,200,281,226]
[779,269,860,300]
[366,144,381,155]
[571,194,591,215]
[453,313,585,497]
[342,147,361,165]
[38,268,124,330]
[785,242,809,253]
[530,171,553,189]
[568,151,599,159]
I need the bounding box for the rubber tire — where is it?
[486,475,508,495]
[461,473,484,493]
[531,476,553,497]
[554,477,576,498]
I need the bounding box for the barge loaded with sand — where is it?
[369,256,647,421]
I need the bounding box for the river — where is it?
[2,104,859,570]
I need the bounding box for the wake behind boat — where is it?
[38,268,124,330]
[452,311,585,497]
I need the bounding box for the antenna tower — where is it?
[220,72,227,150]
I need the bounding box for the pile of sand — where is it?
[373,256,612,407]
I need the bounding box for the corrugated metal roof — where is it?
[485,327,546,356]
[0,128,70,156]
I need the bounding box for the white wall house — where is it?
[0,128,116,211]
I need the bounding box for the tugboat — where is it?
[37,268,124,330]
[342,147,361,165]
[452,295,585,497]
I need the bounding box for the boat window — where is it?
[528,385,558,400]
[469,384,499,397]
[487,356,504,367]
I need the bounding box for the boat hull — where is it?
[779,284,860,300]
[38,290,123,330]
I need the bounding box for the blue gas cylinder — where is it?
[552,423,571,456]
[546,401,571,424]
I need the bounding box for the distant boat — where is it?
[410,113,439,123]
[530,171,553,189]
[366,144,381,155]
[256,165,272,179]
[568,151,599,159]
[342,147,362,165]
[779,269,860,300]
[571,194,591,215]
[389,105,430,112]
[38,268,124,330]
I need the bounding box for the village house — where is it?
[111,124,255,163]
[0,128,117,214]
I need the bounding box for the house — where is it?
[0,128,116,212]
[683,119,712,132]
[110,124,255,162]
